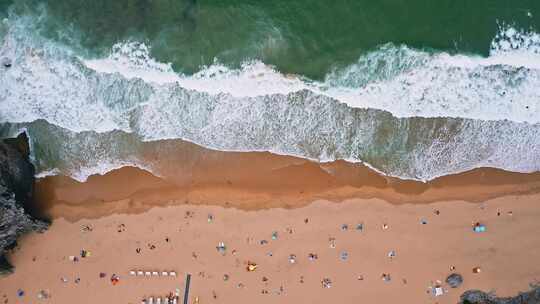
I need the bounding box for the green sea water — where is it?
[2,0,540,181]
[3,0,540,78]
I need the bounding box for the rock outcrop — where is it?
[460,287,540,304]
[0,132,48,275]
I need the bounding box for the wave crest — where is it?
[1,13,540,181]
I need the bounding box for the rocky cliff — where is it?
[460,287,540,304]
[0,132,48,275]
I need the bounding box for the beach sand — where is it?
[2,146,540,304]
[2,195,540,304]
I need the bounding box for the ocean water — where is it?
[1,1,540,181]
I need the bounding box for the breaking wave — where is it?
[1,12,540,181]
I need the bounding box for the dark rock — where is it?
[1,132,33,204]
[460,286,540,304]
[0,254,13,274]
[0,132,49,275]
[446,273,463,288]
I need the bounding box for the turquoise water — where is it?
[4,0,540,78]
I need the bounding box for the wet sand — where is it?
[32,143,540,220]
[3,145,540,303]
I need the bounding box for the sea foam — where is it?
[82,26,540,124]
[1,14,540,182]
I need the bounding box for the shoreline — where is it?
[32,143,540,220]
[2,144,536,303]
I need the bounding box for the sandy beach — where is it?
[2,145,540,304]
[2,194,540,304]
[3,2,540,303]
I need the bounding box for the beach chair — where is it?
[157,297,162,304]
[145,271,152,276]
[137,271,144,276]
[130,270,136,276]
[162,271,169,276]
[152,271,159,276]
[148,297,154,304]
[170,271,177,277]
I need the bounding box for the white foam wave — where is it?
[2,14,540,182]
[0,15,130,133]
[83,42,179,85]
[35,168,61,179]
[80,26,540,124]
[490,26,540,56]
[85,41,308,95]
[324,50,540,124]
[69,160,153,183]
[35,159,154,183]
